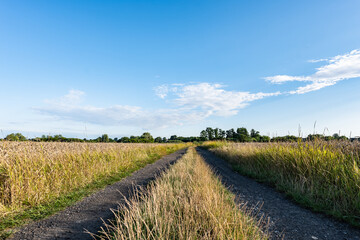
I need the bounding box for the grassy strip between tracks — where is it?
[93,147,268,240]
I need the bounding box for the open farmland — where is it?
[3,140,360,239]
[203,140,360,226]
[0,141,188,237]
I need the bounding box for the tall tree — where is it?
[141,132,154,142]
[214,128,219,139]
[200,130,208,141]
[101,134,109,142]
[226,128,235,139]
[236,128,250,142]
[206,127,214,140]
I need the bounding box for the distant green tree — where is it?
[259,135,270,142]
[219,129,226,140]
[170,135,177,141]
[101,134,109,143]
[226,129,235,140]
[120,137,130,143]
[324,136,334,141]
[271,135,299,142]
[129,136,139,143]
[250,129,261,141]
[205,127,214,140]
[154,137,162,143]
[214,128,219,139]
[200,130,208,141]
[332,133,340,139]
[250,129,260,138]
[307,134,324,141]
[236,128,250,142]
[5,133,27,141]
[141,132,154,142]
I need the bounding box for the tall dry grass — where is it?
[0,141,187,218]
[204,140,360,225]
[95,148,268,240]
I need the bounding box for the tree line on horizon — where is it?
[200,127,270,142]
[1,128,358,143]
[0,132,202,143]
[201,127,358,142]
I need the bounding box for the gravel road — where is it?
[196,147,360,240]
[9,148,187,240]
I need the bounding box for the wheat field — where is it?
[0,141,187,219]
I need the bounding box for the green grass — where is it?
[204,140,360,227]
[0,147,185,239]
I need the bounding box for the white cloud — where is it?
[265,49,360,94]
[46,89,85,105]
[37,100,187,129]
[167,83,280,116]
[307,58,328,63]
[153,85,169,99]
[36,84,279,129]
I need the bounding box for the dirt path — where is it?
[9,148,187,240]
[196,147,360,240]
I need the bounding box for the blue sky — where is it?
[1,0,360,139]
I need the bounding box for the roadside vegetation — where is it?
[203,140,360,226]
[94,148,268,240]
[0,141,188,238]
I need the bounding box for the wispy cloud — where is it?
[165,83,280,117]
[45,89,85,105]
[307,58,328,63]
[37,95,186,129]
[36,84,279,129]
[265,49,360,94]
[154,85,169,99]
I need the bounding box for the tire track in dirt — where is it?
[196,147,360,240]
[9,148,187,240]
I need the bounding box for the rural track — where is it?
[196,147,360,240]
[9,148,188,240]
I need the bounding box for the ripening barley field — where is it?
[0,141,187,235]
[203,140,360,226]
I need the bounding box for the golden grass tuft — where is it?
[94,148,268,240]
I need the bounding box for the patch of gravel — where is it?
[9,148,187,240]
[196,147,360,240]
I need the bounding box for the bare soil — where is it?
[9,148,187,240]
[196,147,360,240]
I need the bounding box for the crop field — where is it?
[0,141,187,236]
[204,140,360,226]
[2,139,360,239]
[94,148,268,240]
